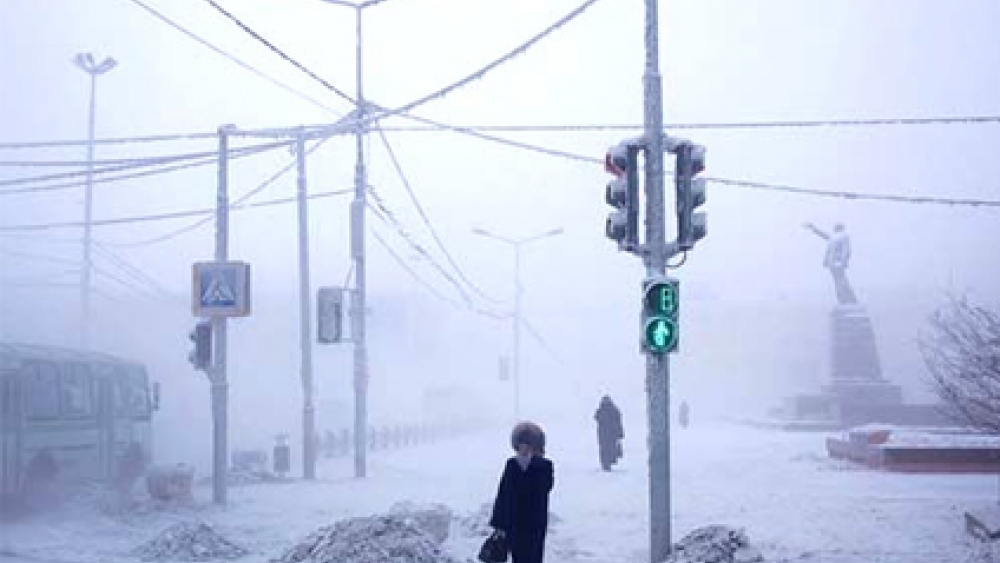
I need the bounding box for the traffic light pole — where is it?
[642,0,672,560]
[212,126,231,505]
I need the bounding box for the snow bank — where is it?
[667,526,764,563]
[275,512,459,563]
[133,521,249,562]
[388,501,453,545]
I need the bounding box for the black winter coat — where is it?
[489,456,555,563]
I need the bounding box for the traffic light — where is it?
[674,142,707,251]
[317,287,344,344]
[604,143,641,250]
[188,321,212,371]
[641,276,679,354]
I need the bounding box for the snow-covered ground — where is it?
[2,421,996,563]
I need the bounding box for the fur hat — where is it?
[511,421,546,455]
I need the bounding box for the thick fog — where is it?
[2,0,1000,476]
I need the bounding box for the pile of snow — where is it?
[388,501,453,544]
[275,512,459,563]
[133,521,248,561]
[454,503,493,538]
[962,540,1000,563]
[667,526,764,563]
[453,503,562,539]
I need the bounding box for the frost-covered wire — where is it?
[375,125,502,304]
[109,136,334,247]
[0,188,351,232]
[125,0,342,115]
[0,141,290,194]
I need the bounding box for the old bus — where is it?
[0,343,157,509]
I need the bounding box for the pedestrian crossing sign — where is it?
[192,261,252,317]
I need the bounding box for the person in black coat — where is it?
[489,422,554,563]
[594,395,624,471]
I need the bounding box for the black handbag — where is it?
[478,530,509,563]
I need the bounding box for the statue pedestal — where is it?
[773,304,916,428]
[826,306,903,422]
[829,305,884,382]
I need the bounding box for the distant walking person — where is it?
[489,422,555,563]
[679,400,690,429]
[594,396,624,471]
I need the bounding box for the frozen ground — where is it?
[1,422,996,563]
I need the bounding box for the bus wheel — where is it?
[22,450,61,512]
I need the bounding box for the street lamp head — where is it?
[546,227,565,237]
[73,53,117,75]
[95,57,117,74]
[472,228,492,237]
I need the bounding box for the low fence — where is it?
[321,419,484,459]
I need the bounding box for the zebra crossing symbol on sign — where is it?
[192,261,252,317]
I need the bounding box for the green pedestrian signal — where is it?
[644,317,678,353]
[642,277,679,354]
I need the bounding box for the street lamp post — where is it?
[472,227,563,420]
[73,53,117,348]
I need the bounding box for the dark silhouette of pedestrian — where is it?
[594,395,623,471]
[489,422,554,563]
[679,400,690,429]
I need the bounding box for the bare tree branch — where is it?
[920,292,1000,433]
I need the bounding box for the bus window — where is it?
[61,365,95,418]
[114,370,149,418]
[24,363,60,420]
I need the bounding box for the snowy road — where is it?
[2,421,996,563]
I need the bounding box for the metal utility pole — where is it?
[295,132,317,480]
[73,53,116,348]
[212,126,232,505]
[642,0,671,559]
[350,4,370,479]
[471,227,563,421]
[315,0,392,480]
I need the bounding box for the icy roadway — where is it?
[1,421,996,563]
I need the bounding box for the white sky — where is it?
[1,0,999,442]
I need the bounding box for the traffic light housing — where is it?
[641,276,679,354]
[188,321,212,371]
[605,143,641,250]
[674,142,707,251]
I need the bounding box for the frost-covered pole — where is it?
[212,126,231,505]
[643,0,671,560]
[351,4,370,479]
[296,131,317,480]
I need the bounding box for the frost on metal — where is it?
[133,521,249,562]
[666,526,765,563]
[275,512,459,563]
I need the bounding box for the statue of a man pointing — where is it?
[804,222,858,305]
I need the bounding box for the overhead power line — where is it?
[0,188,352,232]
[200,0,355,105]
[706,176,1000,207]
[375,125,501,304]
[200,0,603,128]
[0,130,219,150]
[109,135,335,247]
[0,140,290,195]
[366,195,473,307]
[120,0,1000,209]
[379,114,1000,133]
[124,0,342,115]
[369,227,463,308]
